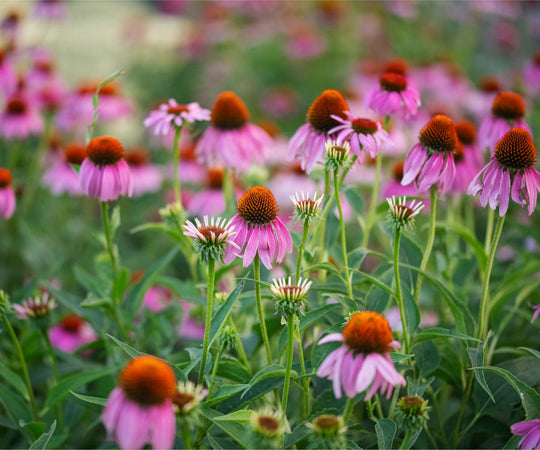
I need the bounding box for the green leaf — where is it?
[284,423,311,448]
[106,334,144,358]
[215,357,252,384]
[344,186,364,216]
[415,328,481,344]
[300,303,341,332]
[0,383,32,431]
[0,361,28,398]
[468,345,495,403]
[519,347,540,360]
[203,385,248,407]
[209,282,245,347]
[365,266,394,313]
[199,406,250,449]
[375,418,396,450]
[29,420,56,449]
[437,223,487,275]
[110,205,121,238]
[213,409,254,423]
[113,267,130,304]
[69,391,107,407]
[324,207,339,250]
[44,367,116,411]
[241,364,294,399]
[402,286,420,334]
[413,340,440,377]
[303,262,344,280]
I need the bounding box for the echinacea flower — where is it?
[324,139,351,171]
[102,355,177,450]
[0,94,44,140]
[362,72,420,120]
[524,52,540,97]
[249,407,283,448]
[329,111,393,163]
[477,92,531,153]
[511,416,540,450]
[48,314,98,353]
[468,128,540,216]
[402,114,458,194]
[0,168,16,219]
[186,167,227,216]
[0,49,17,96]
[382,161,425,204]
[196,91,272,172]
[183,215,239,262]
[290,190,323,223]
[144,99,210,136]
[288,89,349,173]
[223,186,293,269]
[396,395,431,431]
[307,414,347,450]
[271,276,312,318]
[172,381,208,416]
[42,142,86,196]
[387,196,424,232]
[13,292,57,319]
[125,148,163,197]
[79,136,133,201]
[317,311,406,400]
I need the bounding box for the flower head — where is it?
[42,142,86,196]
[250,407,283,448]
[0,167,16,219]
[224,186,293,269]
[468,128,540,216]
[290,190,323,223]
[511,416,540,450]
[183,216,239,262]
[317,311,405,399]
[0,94,44,140]
[173,381,208,416]
[271,276,312,318]
[307,414,347,450]
[79,136,133,201]
[144,99,210,136]
[396,395,430,431]
[324,139,350,171]
[387,196,424,232]
[102,355,177,450]
[13,292,57,320]
[48,314,98,353]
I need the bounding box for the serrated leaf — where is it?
[375,418,396,450]
[209,282,244,347]
[29,421,56,450]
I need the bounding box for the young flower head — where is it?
[329,111,393,164]
[317,311,406,400]
[144,99,210,136]
[477,91,531,153]
[402,114,458,194]
[79,136,133,201]
[12,292,57,320]
[362,72,420,120]
[387,196,424,232]
[224,186,293,269]
[289,89,350,173]
[511,416,540,450]
[307,414,347,450]
[324,139,351,171]
[183,216,239,262]
[396,395,431,431]
[468,128,540,216]
[172,381,208,416]
[0,168,16,219]
[290,190,323,223]
[102,355,177,450]
[249,407,284,449]
[48,314,98,353]
[271,276,312,319]
[196,91,272,172]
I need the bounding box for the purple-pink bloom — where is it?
[511,417,540,450]
[12,292,57,319]
[144,98,210,136]
[524,52,540,97]
[0,168,16,219]
[48,314,98,353]
[0,94,44,140]
[42,142,86,196]
[317,311,405,400]
[529,303,540,324]
[79,136,133,202]
[363,73,420,120]
[468,128,540,216]
[0,49,17,96]
[224,186,292,269]
[124,149,163,197]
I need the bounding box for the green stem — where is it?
[199,257,215,385]
[294,317,309,420]
[207,342,225,400]
[477,214,506,341]
[334,170,352,299]
[172,126,183,207]
[343,396,355,424]
[414,185,437,304]
[484,208,495,253]
[317,170,332,281]
[296,222,310,283]
[254,256,272,365]
[222,168,235,215]
[361,151,383,248]
[40,328,65,431]
[101,201,117,280]
[1,310,39,421]
[393,229,410,353]
[281,315,295,417]
[228,316,250,370]
[181,421,193,449]
[400,429,413,449]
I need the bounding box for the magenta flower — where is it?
[0,168,16,219]
[79,136,133,202]
[33,0,67,20]
[524,52,540,97]
[317,311,405,400]
[477,92,531,153]
[329,111,393,164]
[48,314,98,353]
[102,355,177,450]
[451,121,483,194]
[289,89,350,173]
[0,94,44,140]
[186,167,227,216]
[0,49,17,96]
[224,186,292,269]
[468,128,540,216]
[402,114,458,194]
[42,142,86,196]
[144,99,210,136]
[511,417,540,450]
[363,73,420,120]
[382,161,424,204]
[196,91,272,172]
[125,149,163,197]
[13,292,57,319]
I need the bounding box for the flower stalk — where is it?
[172,125,183,207]
[199,256,216,385]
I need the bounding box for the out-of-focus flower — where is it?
[140,285,171,313]
[468,128,540,216]
[48,314,98,353]
[42,142,86,196]
[0,94,44,140]
[465,76,502,121]
[382,161,425,206]
[178,300,205,340]
[102,355,177,450]
[249,408,283,449]
[186,167,227,217]
[529,303,540,324]
[451,121,483,193]
[0,168,16,219]
[0,49,17,96]
[13,292,57,319]
[524,52,540,97]
[284,23,327,60]
[196,91,271,172]
[511,416,540,450]
[307,414,347,450]
[224,186,293,269]
[172,381,208,416]
[289,89,350,173]
[33,0,67,20]
[125,148,163,197]
[260,86,300,118]
[317,311,406,399]
[80,136,133,201]
[143,99,210,136]
[26,47,66,111]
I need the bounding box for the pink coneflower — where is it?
[79,136,133,201]
[511,417,540,450]
[402,114,458,194]
[0,49,17,96]
[186,167,227,216]
[13,292,57,319]
[42,142,86,196]
[451,121,483,193]
[0,94,44,140]
[362,72,420,120]
[317,311,406,399]
[329,111,393,164]
[223,186,292,269]
[102,355,177,450]
[178,300,205,340]
[141,285,172,313]
[468,128,540,216]
[288,89,349,173]
[477,91,531,153]
[382,161,421,201]
[196,91,272,172]
[284,23,327,60]
[48,314,98,353]
[125,148,163,197]
[524,52,540,97]
[465,76,502,121]
[0,168,16,219]
[26,48,66,112]
[143,98,210,136]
